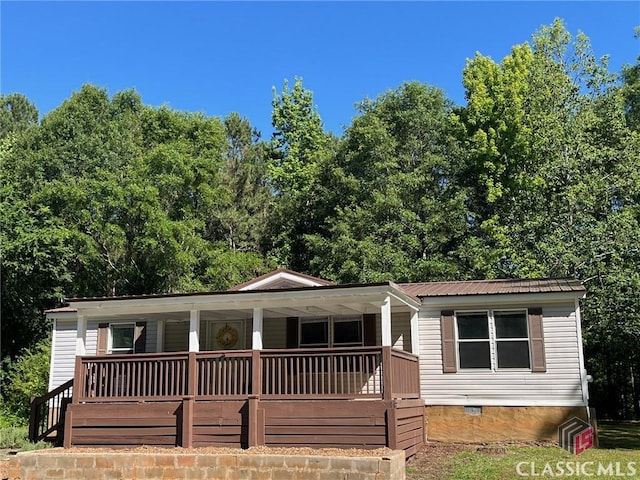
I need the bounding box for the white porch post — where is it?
[76,314,87,356]
[189,310,200,352]
[252,307,263,350]
[381,295,392,347]
[410,310,420,355]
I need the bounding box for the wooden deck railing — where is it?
[73,347,419,403]
[260,347,384,398]
[75,353,190,401]
[29,378,73,444]
[388,348,421,399]
[197,351,252,397]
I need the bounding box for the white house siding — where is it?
[391,312,411,352]
[144,321,158,353]
[164,320,189,352]
[419,302,586,407]
[262,317,287,349]
[86,320,98,355]
[49,319,77,391]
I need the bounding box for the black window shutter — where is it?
[286,317,299,348]
[528,307,546,372]
[440,310,457,373]
[363,314,377,346]
[134,321,147,353]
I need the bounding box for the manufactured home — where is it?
[31,269,589,453]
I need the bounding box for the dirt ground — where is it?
[406,442,474,479]
[0,443,469,479]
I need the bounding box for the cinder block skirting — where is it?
[5,449,406,480]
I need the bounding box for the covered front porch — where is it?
[62,347,422,453]
[34,276,425,455]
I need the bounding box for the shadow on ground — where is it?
[596,421,640,450]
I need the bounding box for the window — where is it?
[457,312,491,369]
[109,323,135,354]
[455,310,530,370]
[333,317,362,347]
[299,316,363,348]
[494,311,530,368]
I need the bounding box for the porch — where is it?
[32,346,424,456]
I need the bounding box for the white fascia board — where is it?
[46,311,78,321]
[72,284,421,318]
[238,271,323,290]
[420,291,586,309]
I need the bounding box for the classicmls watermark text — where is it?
[514,417,636,477]
[516,461,637,477]
[558,417,594,455]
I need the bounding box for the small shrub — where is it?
[20,440,52,452]
[1,340,50,422]
[0,426,29,449]
[0,426,52,451]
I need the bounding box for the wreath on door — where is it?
[216,324,239,349]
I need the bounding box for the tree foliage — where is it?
[0,340,51,424]
[266,78,335,271]
[308,82,470,283]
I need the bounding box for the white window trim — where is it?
[299,316,364,348]
[108,322,136,354]
[455,309,530,372]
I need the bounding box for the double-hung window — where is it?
[456,310,530,370]
[109,323,135,354]
[299,316,363,348]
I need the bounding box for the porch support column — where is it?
[189,310,200,352]
[252,307,263,350]
[381,295,392,347]
[76,315,87,356]
[410,310,420,355]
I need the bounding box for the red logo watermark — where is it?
[558,417,593,455]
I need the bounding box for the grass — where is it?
[449,446,638,479]
[433,422,640,480]
[0,426,51,453]
[598,421,640,449]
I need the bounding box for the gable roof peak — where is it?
[228,268,335,291]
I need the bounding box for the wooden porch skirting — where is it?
[63,398,425,456]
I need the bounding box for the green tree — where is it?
[620,28,640,130]
[267,78,335,271]
[221,112,273,256]
[0,93,39,140]
[458,19,640,418]
[309,82,469,283]
[0,85,273,367]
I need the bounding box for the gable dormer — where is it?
[228,268,334,291]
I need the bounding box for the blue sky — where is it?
[2,1,638,138]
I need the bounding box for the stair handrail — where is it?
[29,378,74,444]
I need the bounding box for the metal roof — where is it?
[398,278,585,298]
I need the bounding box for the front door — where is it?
[205,320,246,350]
